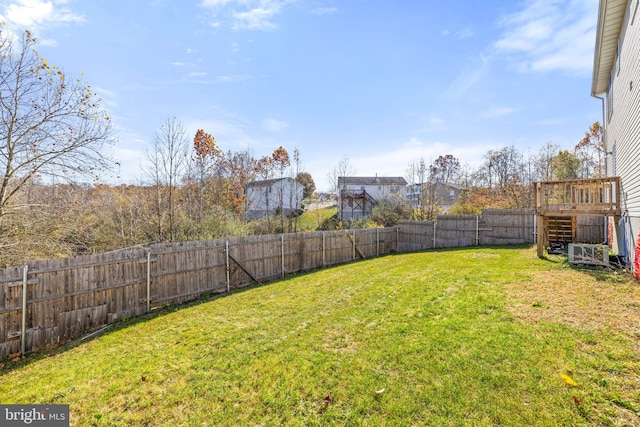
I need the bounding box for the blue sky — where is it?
[1,0,601,190]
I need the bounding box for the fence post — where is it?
[322,233,326,267]
[377,228,380,256]
[225,240,230,292]
[352,230,356,260]
[396,226,399,252]
[21,265,28,356]
[281,235,285,279]
[433,221,437,249]
[146,251,151,313]
[476,216,480,246]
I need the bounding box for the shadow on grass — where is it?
[539,249,635,284]
[566,262,635,284]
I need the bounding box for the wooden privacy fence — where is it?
[398,209,605,252]
[398,209,534,252]
[0,228,397,359]
[0,209,606,360]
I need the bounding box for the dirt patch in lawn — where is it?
[506,269,640,340]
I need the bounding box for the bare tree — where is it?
[0,29,115,226]
[575,122,605,178]
[406,158,427,219]
[327,156,356,196]
[144,117,188,242]
[533,142,559,182]
[271,146,290,232]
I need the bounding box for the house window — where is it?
[450,190,455,202]
[360,186,365,190]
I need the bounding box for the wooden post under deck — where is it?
[536,214,545,257]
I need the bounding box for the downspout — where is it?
[592,93,609,244]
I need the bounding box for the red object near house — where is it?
[608,218,614,247]
[634,233,640,281]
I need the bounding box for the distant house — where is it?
[338,176,407,220]
[592,0,640,269]
[317,192,333,202]
[245,177,304,220]
[406,182,463,213]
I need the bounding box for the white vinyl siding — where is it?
[245,178,304,219]
[606,0,640,217]
[604,1,640,264]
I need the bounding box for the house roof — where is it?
[338,176,408,186]
[245,177,298,188]
[592,0,628,95]
[414,182,464,190]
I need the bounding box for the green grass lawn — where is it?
[1,246,639,426]
[295,204,337,231]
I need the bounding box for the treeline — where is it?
[405,122,605,218]
[0,120,314,267]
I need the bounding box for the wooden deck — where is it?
[534,177,621,256]
[535,177,621,216]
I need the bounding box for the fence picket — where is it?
[0,208,605,359]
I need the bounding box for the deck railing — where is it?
[534,177,621,216]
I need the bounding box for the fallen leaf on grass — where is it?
[322,394,331,405]
[141,376,147,382]
[572,396,582,406]
[375,388,385,394]
[560,373,579,387]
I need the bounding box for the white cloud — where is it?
[188,71,208,78]
[536,117,568,126]
[262,118,289,132]
[481,106,518,119]
[311,7,338,16]
[215,74,251,83]
[93,86,118,108]
[200,0,293,31]
[0,0,84,45]
[427,116,445,126]
[446,54,490,98]
[109,144,146,183]
[456,27,474,39]
[494,0,597,75]
[1,0,84,28]
[201,0,234,6]
[38,37,57,46]
[232,7,278,30]
[441,27,474,39]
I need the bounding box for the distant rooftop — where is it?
[338,176,408,186]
